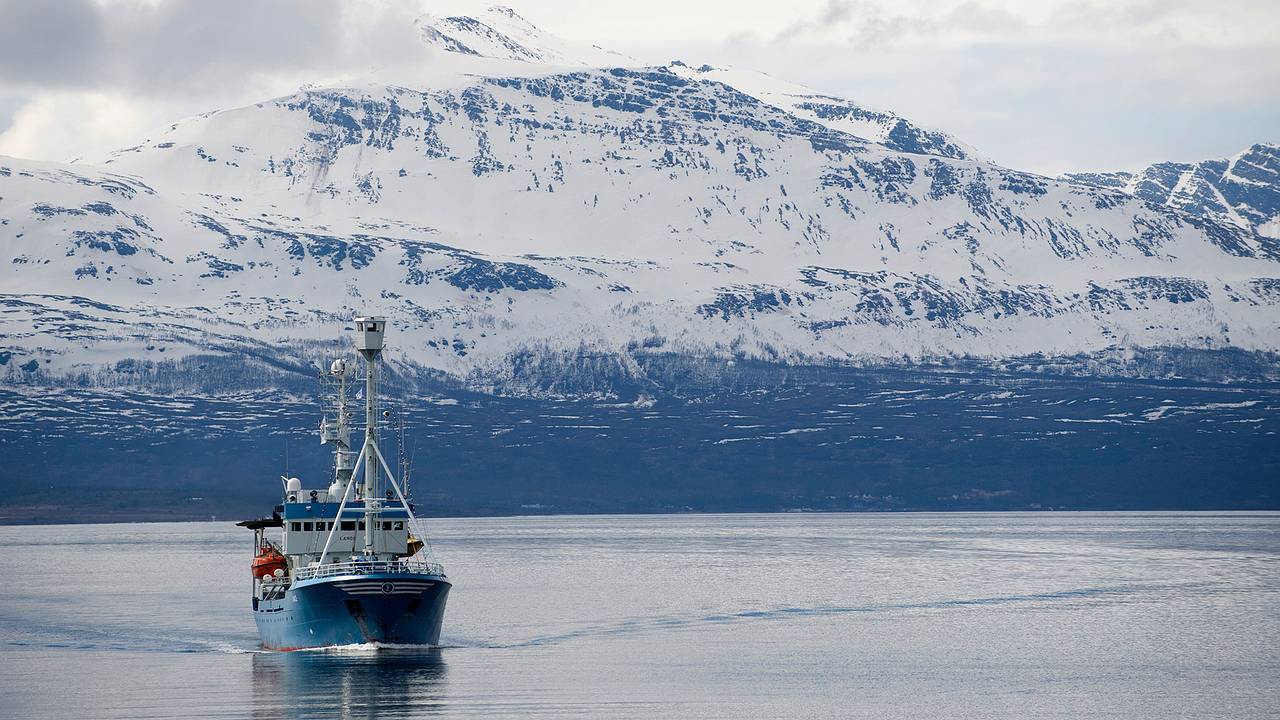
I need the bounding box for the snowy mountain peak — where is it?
[1065,142,1280,238]
[416,5,633,67]
[666,60,977,162]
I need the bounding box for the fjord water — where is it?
[1,514,1277,719]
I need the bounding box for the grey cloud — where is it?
[775,0,934,50]
[776,0,867,43]
[112,1,344,94]
[849,15,934,51]
[0,0,425,97]
[820,0,858,24]
[724,29,762,48]
[0,0,104,85]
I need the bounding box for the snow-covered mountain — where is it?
[1065,143,1280,239]
[3,5,1279,394]
[418,6,975,160]
[416,5,631,67]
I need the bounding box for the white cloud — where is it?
[0,92,153,162]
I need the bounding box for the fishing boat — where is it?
[237,317,450,650]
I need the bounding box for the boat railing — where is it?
[294,558,446,581]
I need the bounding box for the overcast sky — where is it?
[0,0,1275,175]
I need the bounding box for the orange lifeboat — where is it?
[252,546,288,580]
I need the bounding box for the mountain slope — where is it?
[1065,143,1280,238]
[665,61,976,161]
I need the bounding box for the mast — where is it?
[337,368,351,486]
[354,316,386,557]
[321,359,354,503]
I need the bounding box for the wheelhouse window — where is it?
[291,522,301,531]
[382,521,392,531]
[393,521,404,531]
[341,521,355,531]
[303,522,313,532]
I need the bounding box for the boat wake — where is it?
[446,581,1215,650]
[0,616,263,655]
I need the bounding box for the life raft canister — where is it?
[406,534,425,557]
[252,546,288,580]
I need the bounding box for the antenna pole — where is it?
[361,345,377,556]
[354,317,386,559]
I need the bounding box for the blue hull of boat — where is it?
[254,573,450,650]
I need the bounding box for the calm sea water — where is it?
[1,513,1277,719]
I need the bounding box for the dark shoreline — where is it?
[7,369,1276,527]
[4,506,1278,527]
